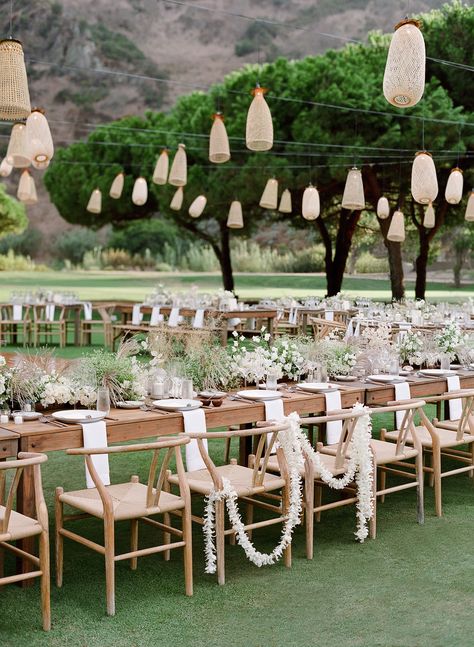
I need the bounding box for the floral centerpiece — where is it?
[434,322,468,360]
[398,331,424,365]
[314,339,357,377]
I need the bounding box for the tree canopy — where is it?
[0,184,28,240]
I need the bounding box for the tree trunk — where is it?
[415,231,430,299]
[385,240,405,301]
[218,220,234,293]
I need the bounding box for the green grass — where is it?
[1,415,474,647]
[1,270,473,302]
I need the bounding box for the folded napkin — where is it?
[446,375,462,420]
[324,310,334,322]
[132,304,142,326]
[324,390,343,444]
[168,307,180,328]
[12,304,22,321]
[353,320,361,337]
[288,307,299,325]
[394,381,411,429]
[228,317,242,328]
[83,302,93,321]
[192,309,205,328]
[182,408,208,471]
[82,420,110,489]
[264,398,285,454]
[150,306,163,326]
[345,318,354,338]
[45,304,55,322]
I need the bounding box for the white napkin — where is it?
[288,307,299,325]
[324,310,334,321]
[45,304,55,322]
[192,309,205,329]
[168,307,180,327]
[353,320,361,337]
[82,421,110,489]
[83,302,93,321]
[132,304,142,326]
[446,375,462,420]
[264,398,285,454]
[324,390,343,444]
[182,408,208,471]
[345,319,354,338]
[394,381,411,429]
[228,317,241,328]
[150,306,163,326]
[12,304,23,321]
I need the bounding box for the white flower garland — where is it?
[202,405,374,573]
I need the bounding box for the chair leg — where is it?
[305,479,314,560]
[39,529,51,631]
[104,518,116,616]
[416,451,425,525]
[470,443,474,479]
[55,487,64,588]
[315,484,322,522]
[182,501,193,597]
[162,472,171,561]
[245,501,254,541]
[282,484,292,568]
[130,520,139,571]
[431,447,441,518]
[215,499,225,585]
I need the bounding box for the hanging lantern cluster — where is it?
[411,151,438,204]
[209,113,230,163]
[227,200,244,228]
[342,167,365,210]
[86,189,102,214]
[387,210,405,242]
[302,185,320,220]
[383,19,425,108]
[189,195,207,218]
[278,188,292,214]
[169,143,187,186]
[445,168,463,205]
[0,39,31,120]
[246,85,273,152]
[423,202,435,229]
[465,191,474,222]
[153,149,169,185]
[377,196,390,219]
[17,170,37,204]
[170,187,184,211]
[259,178,278,209]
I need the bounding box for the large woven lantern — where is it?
[209,113,230,163]
[246,85,273,152]
[465,191,474,222]
[387,210,405,242]
[445,167,463,205]
[0,156,12,177]
[423,202,435,229]
[86,189,102,214]
[31,158,49,170]
[152,149,169,185]
[26,108,54,163]
[109,172,124,199]
[383,19,425,108]
[0,39,31,120]
[170,186,183,211]
[302,185,320,220]
[411,151,438,204]
[278,188,292,213]
[227,200,243,228]
[17,169,31,202]
[377,196,390,219]
[168,143,187,186]
[259,178,278,209]
[6,123,30,167]
[132,177,148,206]
[189,195,207,218]
[342,167,365,210]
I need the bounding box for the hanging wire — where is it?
[9,0,13,39]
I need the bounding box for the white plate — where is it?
[236,390,281,401]
[52,410,106,424]
[12,411,41,420]
[296,382,338,393]
[116,400,143,409]
[333,375,357,382]
[152,399,202,411]
[419,369,457,377]
[367,375,404,384]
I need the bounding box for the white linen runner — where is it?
[324,390,343,444]
[394,381,411,429]
[82,420,110,489]
[324,310,334,321]
[264,398,285,454]
[168,307,180,327]
[192,309,205,329]
[83,302,93,321]
[132,304,142,326]
[150,307,163,326]
[446,375,462,420]
[45,304,55,322]
[182,408,208,471]
[12,304,22,321]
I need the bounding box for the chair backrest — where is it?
[0,452,48,540]
[309,317,346,340]
[423,389,474,441]
[33,304,65,323]
[375,399,426,453]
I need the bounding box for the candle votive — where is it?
[14,415,23,425]
[0,414,9,424]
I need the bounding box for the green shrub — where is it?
[108,219,183,256]
[0,250,48,271]
[101,248,134,270]
[184,245,220,272]
[0,227,42,256]
[280,245,326,273]
[54,228,98,265]
[354,252,389,274]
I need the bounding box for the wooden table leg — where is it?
[268,316,274,342]
[16,439,36,586]
[239,423,253,466]
[221,321,229,347]
[74,307,81,346]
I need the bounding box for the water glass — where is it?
[96,387,110,415]
[265,370,279,390]
[440,355,451,371]
[181,378,193,400]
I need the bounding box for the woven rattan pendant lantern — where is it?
[377,196,390,219]
[423,201,435,228]
[109,172,124,199]
[17,169,31,202]
[7,123,30,167]
[227,200,244,228]
[302,185,320,220]
[170,186,183,211]
[153,149,169,185]
[0,39,31,120]
[411,151,438,204]
[86,189,102,214]
[259,178,278,209]
[22,173,38,205]
[209,113,230,163]
[31,158,49,170]
[342,167,365,210]
[0,156,12,177]
[246,85,273,151]
[387,210,405,242]
[132,177,148,206]
[26,108,54,163]
[278,188,292,213]
[169,144,187,186]
[189,195,207,218]
[445,167,463,205]
[465,191,474,222]
[383,19,425,108]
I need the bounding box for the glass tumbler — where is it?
[96,387,111,415]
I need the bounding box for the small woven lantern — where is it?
[31,158,49,170]
[209,113,230,163]
[23,174,38,205]
[377,196,390,219]
[423,201,435,229]
[152,149,169,185]
[387,210,405,242]
[302,185,320,220]
[109,172,124,199]
[132,177,148,206]
[26,108,54,163]
[227,200,244,228]
[170,186,183,211]
[0,39,31,120]
[17,169,31,202]
[411,151,438,204]
[259,178,278,209]
[0,156,12,177]
[445,167,463,205]
[6,122,30,168]
[342,167,365,210]
[383,19,425,108]
[168,143,187,186]
[278,188,292,213]
[465,191,474,222]
[189,195,207,218]
[86,189,102,214]
[246,86,273,152]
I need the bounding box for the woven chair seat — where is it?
[322,438,418,465]
[0,506,42,541]
[383,426,474,448]
[264,452,349,477]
